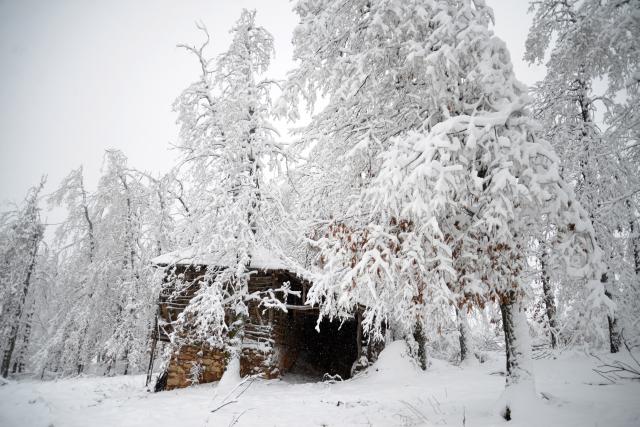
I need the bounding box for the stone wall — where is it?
[165,345,227,390]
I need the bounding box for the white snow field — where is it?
[1,342,639,427]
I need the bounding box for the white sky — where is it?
[0,0,544,209]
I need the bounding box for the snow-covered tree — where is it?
[0,178,46,378]
[37,152,160,377]
[170,10,287,359]
[526,0,640,351]
[282,0,606,418]
[279,0,469,362]
[90,150,159,375]
[36,166,97,375]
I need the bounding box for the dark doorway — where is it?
[285,312,358,381]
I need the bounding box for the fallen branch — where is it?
[591,339,640,383]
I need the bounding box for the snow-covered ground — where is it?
[1,342,639,427]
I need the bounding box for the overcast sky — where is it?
[0,0,545,209]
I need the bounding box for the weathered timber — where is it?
[152,262,379,391]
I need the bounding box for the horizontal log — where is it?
[284,304,318,311]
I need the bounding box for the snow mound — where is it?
[496,380,545,423]
[151,246,286,270]
[364,341,420,381]
[216,356,241,395]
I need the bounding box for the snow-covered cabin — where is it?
[149,247,379,391]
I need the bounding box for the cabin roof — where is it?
[150,246,287,271]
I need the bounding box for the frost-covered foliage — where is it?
[282,1,605,400]
[0,179,46,378]
[169,266,230,351]
[525,0,640,350]
[525,0,640,160]
[174,9,285,250]
[33,152,166,377]
[168,9,288,355]
[3,5,637,416]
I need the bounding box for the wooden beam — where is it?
[284,304,318,311]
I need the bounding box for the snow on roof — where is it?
[150,246,287,271]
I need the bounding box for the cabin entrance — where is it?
[280,309,359,381]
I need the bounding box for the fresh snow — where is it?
[151,246,286,271]
[1,342,639,427]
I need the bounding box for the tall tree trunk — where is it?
[1,231,40,378]
[456,306,475,364]
[499,293,535,421]
[539,248,558,349]
[606,310,620,354]
[76,322,89,375]
[634,228,640,276]
[123,347,129,376]
[629,204,640,275]
[156,188,166,256]
[247,104,260,236]
[12,308,33,374]
[79,170,95,263]
[119,174,136,271]
[104,354,115,376]
[602,273,621,353]
[2,324,19,378]
[413,321,427,371]
[574,81,621,354]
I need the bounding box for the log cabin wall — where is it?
[157,265,207,342]
[157,267,307,388]
[240,270,304,378]
[154,265,370,391]
[156,265,229,390]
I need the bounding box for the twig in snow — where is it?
[233,377,257,400]
[590,367,616,385]
[211,400,238,413]
[591,339,640,383]
[216,375,258,404]
[211,375,259,413]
